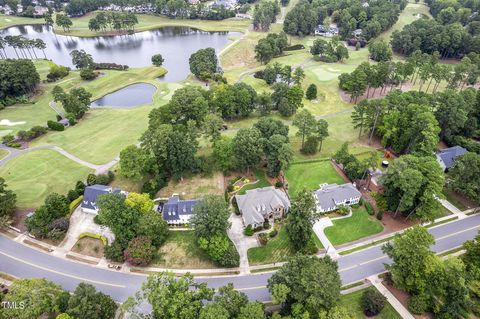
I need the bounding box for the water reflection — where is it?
[0,25,239,82]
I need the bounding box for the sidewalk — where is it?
[439,199,467,219]
[368,275,415,319]
[312,217,339,258]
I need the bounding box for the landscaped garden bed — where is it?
[72,236,105,258]
[340,287,402,319]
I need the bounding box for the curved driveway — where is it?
[1,214,479,302]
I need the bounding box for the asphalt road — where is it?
[1,214,479,303]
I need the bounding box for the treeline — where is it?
[339,51,480,102]
[88,11,139,32]
[283,0,406,38]
[0,59,39,107]
[0,35,47,60]
[253,0,280,31]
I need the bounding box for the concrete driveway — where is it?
[227,214,259,274]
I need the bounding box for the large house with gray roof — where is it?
[81,184,124,214]
[158,195,199,225]
[235,186,291,229]
[436,146,467,171]
[314,183,362,213]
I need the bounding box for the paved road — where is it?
[0,214,479,303]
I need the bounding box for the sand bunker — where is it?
[0,119,26,126]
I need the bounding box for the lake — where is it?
[0,24,240,82]
[90,82,157,108]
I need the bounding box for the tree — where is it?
[292,109,316,149]
[125,273,214,319]
[166,130,198,179]
[189,47,218,80]
[380,155,444,221]
[199,303,229,319]
[368,40,392,62]
[254,32,288,63]
[286,190,316,252]
[253,1,280,31]
[66,283,117,319]
[383,226,436,296]
[463,232,480,272]
[213,283,248,318]
[268,255,341,317]
[434,89,470,140]
[0,178,16,220]
[448,152,480,203]
[56,14,72,32]
[119,145,149,180]
[26,193,69,237]
[124,236,156,266]
[137,209,169,247]
[125,192,154,214]
[70,49,93,69]
[151,54,164,66]
[233,128,264,172]
[237,302,265,319]
[253,117,289,139]
[160,85,209,127]
[203,113,223,142]
[305,84,317,100]
[190,195,230,239]
[213,136,234,172]
[315,119,329,153]
[361,287,386,316]
[2,278,64,319]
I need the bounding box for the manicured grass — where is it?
[0,14,44,29]
[248,226,295,265]
[285,160,344,198]
[0,149,9,160]
[158,172,225,199]
[324,207,384,246]
[53,12,250,37]
[340,288,402,319]
[156,231,215,269]
[0,149,93,208]
[443,188,469,211]
[236,168,271,195]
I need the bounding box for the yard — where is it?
[340,288,402,319]
[0,149,9,160]
[285,160,345,198]
[236,168,271,196]
[324,207,384,246]
[0,149,93,208]
[247,225,323,265]
[157,172,225,199]
[71,237,104,258]
[155,231,215,269]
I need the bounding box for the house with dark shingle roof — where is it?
[159,195,199,225]
[436,146,467,171]
[235,186,290,229]
[314,183,362,213]
[81,184,124,214]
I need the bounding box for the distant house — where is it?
[58,118,70,127]
[159,195,199,225]
[314,24,339,37]
[235,186,290,229]
[436,146,467,171]
[352,29,362,37]
[314,183,362,213]
[81,184,124,214]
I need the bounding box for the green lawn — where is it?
[0,149,9,160]
[236,168,271,195]
[340,288,402,319]
[285,160,344,198]
[247,225,323,265]
[324,207,384,246]
[443,188,469,211]
[0,14,44,29]
[0,149,93,208]
[155,231,215,269]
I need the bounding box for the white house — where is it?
[314,183,362,213]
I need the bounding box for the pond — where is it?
[90,82,156,108]
[0,25,240,82]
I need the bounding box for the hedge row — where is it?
[79,232,108,246]
[69,195,83,214]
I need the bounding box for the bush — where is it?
[232,196,240,215]
[284,44,305,51]
[263,221,271,230]
[275,181,284,188]
[372,192,388,212]
[2,134,14,144]
[67,189,79,202]
[151,54,164,67]
[69,195,83,213]
[244,224,254,236]
[408,294,429,314]
[104,240,125,262]
[46,64,70,82]
[48,217,70,233]
[93,62,128,70]
[301,136,319,155]
[352,203,360,209]
[303,235,318,254]
[124,236,155,266]
[86,173,97,186]
[253,70,264,79]
[218,242,240,267]
[362,287,386,316]
[254,225,263,232]
[47,120,65,131]
[269,229,278,237]
[75,181,86,194]
[305,84,317,100]
[365,202,374,215]
[336,205,350,215]
[80,68,97,80]
[258,233,268,245]
[376,211,384,220]
[8,142,21,148]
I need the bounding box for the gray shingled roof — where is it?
[314,183,361,211]
[436,146,467,170]
[81,184,122,211]
[235,186,290,226]
[161,196,198,222]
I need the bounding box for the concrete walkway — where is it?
[313,217,339,258]
[227,214,259,274]
[0,144,118,174]
[368,275,415,319]
[439,199,468,219]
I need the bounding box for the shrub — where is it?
[8,142,21,148]
[305,84,317,100]
[284,44,305,51]
[75,181,86,194]
[47,120,64,131]
[372,192,388,212]
[93,62,128,70]
[218,242,240,267]
[301,136,319,155]
[352,203,360,209]
[275,181,283,188]
[232,196,240,215]
[269,229,278,238]
[104,240,125,262]
[46,64,70,82]
[365,202,374,215]
[244,225,254,236]
[80,68,97,80]
[95,174,110,185]
[336,205,350,215]
[86,173,97,186]
[124,236,155,266]
[79,232,108,246]
[48,217,70,232]
[258,233,268,245]
[67,189,79,202]
[69,195,83,213]
[408,294,429,314]
[254,225,263,232]
[263,221,271,230]
[29,126,47,138]
[198,235,240,267]
[362,287,386,316]
[303,236,318,254]
[2,134,14,144]
[376,211,384,220]
[253,70,264,79]
[151,54,164,67]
